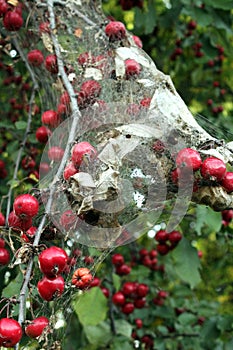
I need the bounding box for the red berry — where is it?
[187,20,197,30]
[71,141,97,167]
[168,230,182,244]
[122,281,137,297]
[137,283,149,297]
[0,318,22,347]
[48,146,64,162]
[90,277,101,287]
[45,54,58,74]
[63,162,78,180]
[0,212,5,226]
[221,172,233,193]
[39,162,50,176]
[125,59,141,78]
[78,80,102,107]
[22,226,37,243]
[36,126,51,143]
[140,97,151,108]
[155,230,169,243]
[25,316,49,338]
[60,210,78,230]
[39,246,68,277]
[115,264,131,275]
[13,194,39,219]
[77,52,93,66]
[201,157,226,181]
[72,267,93,289]
[3,11,23,31]
[176,148,202,171]
[157,243,170,255]
[157,290,168,298]
[0,248,10,265]
[39,21,50,34]
[134,297,146,308]
[111,253,124,266]
[135,318,143,329]
[121,302,134,314]
[105,21,126,41]
[132,35,143,48]
[8,211,32,231]
[21,156,36,170]
[37,275,65,301]
[27,50,44,66]
[41,110,60,127]
[222,209,233,222]
[0,0,9,16]
[112,291,126,306]
[101,287,110,298]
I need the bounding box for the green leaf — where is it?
[129,265,150,282]
[111,338,133,350]
[72,287,108,326]
[200,318,220,345]
[145,0,157,34]
[15,121,28,130]
[204,0,233,10]
[195,205,221,234]
[84,321,112,346]
[112,273,121,291]
[2,272,23,298]
[178,312,198,326]
[115,320,133,338]
[171,237,201,288]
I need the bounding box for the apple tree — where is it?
[0,0,232,349]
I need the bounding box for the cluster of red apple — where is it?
[171,147,233,193]
[0,0,23,32]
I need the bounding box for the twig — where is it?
[5,37,39,222]
[16,0,82,340]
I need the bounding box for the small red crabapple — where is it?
[71,141,97,167]
[111,253,124,266]
[135,318,143,329]
[39,162,50,176]
[115,264,131,275]
[41,110,60,127]
[37,275,65,301]
[3,11,23,31]
[140,97,151,108]
[60,210,78,230]
[157,243,170,255]
[168,230,182,244]
[201,157,226,181]
[36,126,52,143]
[27,50,44,66]
[63,162,78,180]
[0,1,9,16]
[176,148,202,171]
[0,318,22,347]
[8,211,32,231]
[72,267,93,289]
[132,35,143,48]
[121,302,134,314]
[13,194,39,219]
[25,316,49,338]
[125,59,141,78]
[0,247,10,265]
[105,21,126,41]
[48,146,64,162]
[112,291,126,306]
[45,54,58,74]
[0,212,5,226]
[155,230,169,243]
[221,172,233,193]
[39,246,68,277]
